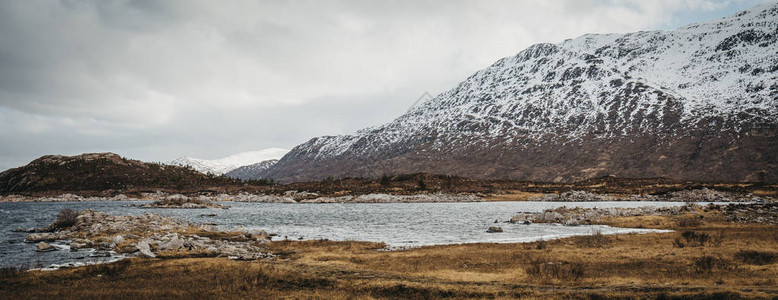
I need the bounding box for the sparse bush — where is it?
[673,237,686,248]
[678,215,703,227]
[418,179,426,190]
[53,208,79,230]
[525,260,585,283]
[674,231,709,247]
[734,250,777,265]
[692,256,735,275]
[379,174,390,186]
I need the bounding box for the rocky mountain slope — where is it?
[170,148,287,175]
[225,159,279,180]
[0,153,246,194]
[261,3,778,183]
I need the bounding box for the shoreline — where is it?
[1,187,771,204]
[3,204,776,299]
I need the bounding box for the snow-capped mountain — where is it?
[261,3,778,183]
[224,159,279,180]
[170,148,288,175]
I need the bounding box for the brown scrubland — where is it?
[1,203,776,299]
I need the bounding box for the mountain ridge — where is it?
[259,3,778,183]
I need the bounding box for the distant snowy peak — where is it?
[224,159,279,180]
[170,148,288,175]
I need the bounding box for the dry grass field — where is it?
[1,206,776,299]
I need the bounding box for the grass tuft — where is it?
[734,250,777,265]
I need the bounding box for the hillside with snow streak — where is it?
[261,3,778,183]
[170,148,287,175]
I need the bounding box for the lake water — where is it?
[0,201,691,269]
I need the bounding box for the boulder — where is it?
[70,242,87,251]
[510,214,533,224]
[158,238,185,251]
[486,226,503,233]
[37,242,55,252]
[136,240,156,258]
[112,235,125,245]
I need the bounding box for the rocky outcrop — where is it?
[137,194,227,209]
[510,206,688,225]
[25,210,274,261]
[510,202,778,226]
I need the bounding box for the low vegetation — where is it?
[2,206,777,299]
[52,208,78,230]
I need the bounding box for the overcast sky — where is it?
[0,0,770,171]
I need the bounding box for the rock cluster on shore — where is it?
[529,188,768,202]
[24,210,274,260]
[510,202,778,226]
[713,202,778,225]
[510,206,689,226]
[136,194,227,209]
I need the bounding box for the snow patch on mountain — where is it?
[170,148,288,175]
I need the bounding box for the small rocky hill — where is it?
[0,153,246,195]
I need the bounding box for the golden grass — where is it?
[2,211,777,299]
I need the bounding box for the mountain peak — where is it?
[259,4,778,183]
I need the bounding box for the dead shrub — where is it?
[525,259,585,283]
[674,231,709,248]
[693,256,735,275]
[677,216,703,227]
[734,250,777,265]
[53,208,79,230]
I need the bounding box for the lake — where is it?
[0,201,693,269]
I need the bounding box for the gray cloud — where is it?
[0,0,769,171]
